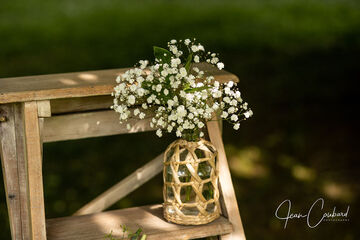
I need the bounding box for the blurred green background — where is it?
[1,0,359,239]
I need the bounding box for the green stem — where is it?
[182,128,200,142]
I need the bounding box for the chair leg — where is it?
[0,103,31,240]
[23,101,47,240]
[207,118,246,240]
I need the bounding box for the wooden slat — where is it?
[74,153,164,216]
[47,205,233,240]
[14,103,32,239]
[43,110,154,142]
[0,64,238,104]
[38,117,44,158]
[23,101,47,240]
[0,104,23,240]
[207,117,246,240]
[50,95,113,114]
[0,69,126,104]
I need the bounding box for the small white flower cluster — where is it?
[112,39,252,140]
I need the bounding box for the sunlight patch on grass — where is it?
[227,145,268,179]
[322,181,354,202]
[291,165,316,182]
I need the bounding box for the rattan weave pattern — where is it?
[163,139,220,225]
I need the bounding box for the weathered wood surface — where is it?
[50,95,113,114]
[47,205,233,240]
[38,117,45,158]
[0,104,23,239]
[0,69,126,104]
[207,118,246,240]
[13,103,32,240]
[0,65,239,104]
[43,109,154,142]
[37,100,51,117]
[23,101,47,240]
[0,104,33,240]
[74,153,164,216]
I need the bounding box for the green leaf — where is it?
[153,46,172,64]
[129,228,142,240]
[183,82,190,90]
[185,53,193,72]
[184,86,211,93]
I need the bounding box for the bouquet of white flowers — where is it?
[112,38,252,141]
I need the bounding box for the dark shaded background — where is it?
[1,0,359,239]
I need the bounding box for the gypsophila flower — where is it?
[194,55,200,63]
[156,84,162,92]
[139,60,149,69]
[179,68,187,77]
[134,109,140,116]
[127,95,135,105]
[112,39,252,140]
[231,114,238,121]
[191,45,199,52]
[139,112,146,119]
[217,62,224,70]
[156,129,162,137]
[221,112,228,118]
[167,125,173,132]
[244,110,253,118]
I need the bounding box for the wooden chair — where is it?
[0,66,246,240]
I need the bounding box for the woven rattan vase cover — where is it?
[163,139,220,225]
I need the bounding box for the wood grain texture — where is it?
[0,104,23,240]
[23,101,47,240]
[43,109,154,142]
[0,65,238,104]
[0,69,126,104]
[14,103,32,240]
[74,153,164,216]
[48,205,233,240]
[38,117,44,158]
[50,95,113,114]
[207,117,246,240]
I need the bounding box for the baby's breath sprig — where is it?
[112,39,252,141]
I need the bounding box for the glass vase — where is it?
[163,139,220,225]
